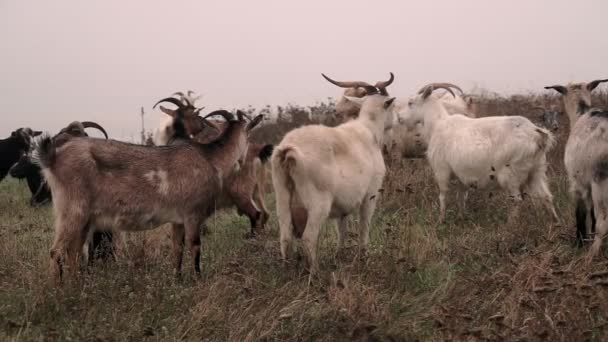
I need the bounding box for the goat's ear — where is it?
[246,115,264,131]
[343,96,364,108]
[384,97,396,109]
[159,105,177,118]
[588,79,608,91]
[544,85,568,95]
[33,131,43,137]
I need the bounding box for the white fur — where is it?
[388,90,476,159]
[564,110,608,254]
[401,89,558,223]
[271,94,395,272]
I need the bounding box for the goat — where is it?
[400,84,558,223]
[545,79,608,244]
[154,92,274,236]
[545,79,608,129]
[530,106,561,133]
[10,121,108,207]
[272,73,396,273]
[390,83,477,159]
[0,128,41,183]
[36,101,262,282]
[564,109,608,251]
[11,121,113,262]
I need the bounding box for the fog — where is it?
[1,0,606,138]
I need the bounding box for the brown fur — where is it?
[39,114,254,282]
[182,119,273,235]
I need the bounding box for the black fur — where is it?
[259,144,274,163]
[0,129,33,182]
[9,155,52,206]
[589,109,608,119]
[88,231,115,263]
[575,199,588,246]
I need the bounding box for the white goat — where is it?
[546,79,608,246]
[564,109,608,253]
[271,74,396,272]
[390,83,477,159]
[401,84,558,223]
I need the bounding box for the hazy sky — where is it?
[1,0,606,139]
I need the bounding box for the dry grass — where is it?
[2,92,608,341]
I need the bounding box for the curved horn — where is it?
[374,72,395,89]
[203,110,234,122]
[81,121,109,139]
[587,79,608,91]
[417,83,463,95]
[544,85,568,95]
[420,85,455,99]
[321,73,378,94]
[153,97,184,109]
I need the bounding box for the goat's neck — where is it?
[420,101,449,143]
[356,114,387,147]
[205,124,244,176]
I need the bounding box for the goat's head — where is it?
[186,109,263,172]
[9,127,42,150]
[531,106,561,132]
[322,73,394,123]
[398,83,459,130]
[53,121,108,146]
[544,79,608,125]
[154,93,212,138]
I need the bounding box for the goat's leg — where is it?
[359,195,378,252]
[590,182,608,256]
[434,173,451,224]
[233,196,261,237]
[170,223,185,278]
[507,192,524,225]
[335,216,348,259]
[525,168,560,223]
[253,185,270,229]
[301,204,330,274]
[49,214,89,283]
[185,218,203,277]
[456,188,469,220]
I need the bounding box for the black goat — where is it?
[0,128,41,183]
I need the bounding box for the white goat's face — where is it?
[396,95,426,131]
[344,94,396,132]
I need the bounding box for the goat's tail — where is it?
[272,145,307,238]
[32,134,56,169]
[258,144,274,163]
[534,127,556,153]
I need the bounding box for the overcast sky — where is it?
[1,0,606,139]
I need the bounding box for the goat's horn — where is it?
[420,85,455,99]
[417,83,462,95]
[321,73,379,95]
[587,79,608,91]
[203,110,234,122]
[153,97,184,109]
[374,72,395,89]
[81,121,109,139]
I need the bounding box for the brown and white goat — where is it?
[36,103,262,282]
[154,92,273,235]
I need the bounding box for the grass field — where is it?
[3,95,608,340]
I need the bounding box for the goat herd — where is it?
[1,74,607,283]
